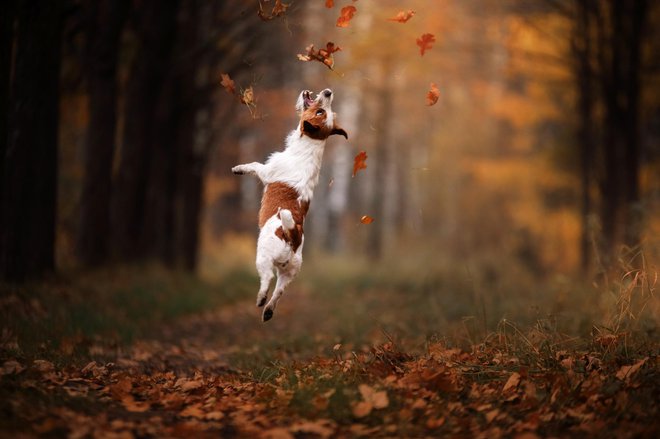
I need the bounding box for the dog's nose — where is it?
[323,89,332,98]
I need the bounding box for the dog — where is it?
[232,89,347,322]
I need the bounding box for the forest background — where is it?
[1,0,659,437]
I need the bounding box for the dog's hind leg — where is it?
[255,254,274,308]
[262,255,302,322]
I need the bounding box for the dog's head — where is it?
[296,89,348,140]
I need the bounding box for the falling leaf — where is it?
[416,33,435,56]
[352,151,367,177]
[360,215,374,224]
[388,10,415,23]
[325,0,334,7]
[220,73,236,95]
[258,0,290,21]
[426,83,440,106]
[297,42,341,70]
[240,86,255,106]
[336,5,357,28]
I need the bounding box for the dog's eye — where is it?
[316,109,325,116]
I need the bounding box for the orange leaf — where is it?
[360,215,374,224]
[416,33,435,56]
[220,73,236,95]
[387,10,415,23]
[325,0,334,7]
[297,42,341,70]
[336,5,357,28]
[352,151,367,177]
[502,372,521,392]
[426,82,440,106]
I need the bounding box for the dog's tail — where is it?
[279,208,295,231]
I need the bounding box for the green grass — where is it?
[0,264,257,364]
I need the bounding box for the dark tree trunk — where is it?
[0,0,62,281]
[76,0,128,267]
[573,0,595,272]
[0,0,16,213]
[621,0,647,252]
[111,0,180,261]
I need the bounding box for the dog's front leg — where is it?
[231,162,267,180]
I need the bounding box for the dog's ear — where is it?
[330,127,348,139]
[302,120,320,134]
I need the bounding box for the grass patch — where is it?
[0,264,257,363]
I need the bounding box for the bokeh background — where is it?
[2,0,659,338]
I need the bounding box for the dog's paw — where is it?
[262,308,274,322]
[231,165,245,175]
[256,296,267,307]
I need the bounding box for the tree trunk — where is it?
[0,0,16,214]
[573,0,595,272]
[0,0,62,281]
[77,0,128,267]
[367,63,394,260]
[622,0,647,253]
[111,0,180,261]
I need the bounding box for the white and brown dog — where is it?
[232,89,347,322]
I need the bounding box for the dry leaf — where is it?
[388,10,415,23]
[180,403,205,419]
[352,400,372,418]
[416,33,436,56]
[616,358,648,381]
[352,151,367,177]
[360,215,374,224]
[325,0,334,8]
[122,395,151,413]
[336,5,357,28]
[258,0,290,21]
[220,73,236,95]
[297,42,342,70]
[359,384,389,409]
[502,372,521,392]
[426,83,440,106]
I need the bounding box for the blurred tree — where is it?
[76,0,129,267]
[0,0,63,281]
[111,0,181,262]
[565,0,650,269]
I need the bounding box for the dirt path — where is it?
[2,288,659,438]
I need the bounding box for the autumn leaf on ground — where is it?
[336,5,357,27]
[325,0,334,8]
[426,82,440,106]
[352,150,368,177]
[502,371,521,392]
[220,73,236,95]
[297,42,341,70]
[353,384,389,418]
[388,10,415,23]
[416,33,436,56]
[360,215,374,224]
[257,0,290,21]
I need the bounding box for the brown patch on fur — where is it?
[300,101,347,140]
[259,182,309,252]
[275,224,304,252]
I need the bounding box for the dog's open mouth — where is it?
[303,91,315,109]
